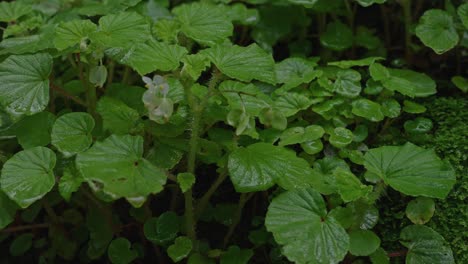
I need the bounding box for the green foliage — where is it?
[0,0,465,263]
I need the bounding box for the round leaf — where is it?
[1,147,56,208]
[364,142,456,198]
[144,212,180,245]
[167,236,193,263]
[329,127,354,148]
[265,188,349,264]
[108,238,138,264]
[320,21,353,51]
[404,117,433,134]
[415,9,459,54]
[0,53,53,118]
[405,197,435,225]
[228,143,315,192]
[76,135,167,207]
[51,112,95,156]
[349,230,381,256]
[10,233,33,257]
[352,99,384,122]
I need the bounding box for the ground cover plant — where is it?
[0,0,467,263]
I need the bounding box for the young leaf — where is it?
[228,143,316,192]
[51,112,95,156]
[415,9,459,54]
[273,92,313,117]
[400,225,454,264]
[144,212,180,245]
[0,53,53,118]
[220,246,253,264]
[202,43,276,84]
[181,54,211,81]
[173,2,233,46]
[76,135,167,207]
[54,20,97,51]
[349,230,381,256]
[403,100,426,114]
[329,127,354,148]
[265,188,349,264]
[108,238,138,264]
[167,236,192,262]
[364,142,456,198]
[333,168,372,202]
[405,197,435,225]
[0,147,56,208]
[9,233,33,257]
[278,125,325,146]
[177,173,195,193]
[59,165,84,202]
[333,69,362,97]
[127,40,188,75]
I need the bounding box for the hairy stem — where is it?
[1,223,50,233]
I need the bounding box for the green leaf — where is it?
[364,142,456,198]
[89,65,108,88]
[59,165,84,202]
[167,236,192,262]
[329,127,354,148]
[146,142,184,170]
[458,3,468,29]
[265,188,349,264]
[349,230,381,256]
[355,0,386,7]
[219,80,270,116]
[76,135,167,207]
[144,212,180,245]
[404,117,433,134]
[405,197,435,225]
[273,92,313,117]
[328,57,384,68]
[403,100,427,114]
[173,2,233,46]
[14,111,56,149]
[275,58,319,90]
[54,19,97,51]
[221,246,253,264]
[320,22,353,51]
[0,53,53,118]
[127,40,188,75]
[382,68,436,97]
[347,201,379,229]
[0,2,32,22]
[333,168,372,202]
[181,54,211,81]
[381,99,401,118]
[0,191,18,229]
[202,43,276,84]
[370,248,390,264]
[415,9,459,54]
[97,97,141,135]
[301,140,323,155]
[352,99,384,122]
[400,225,454,264]
[177,173,195,193]
[92,12,151,48]
[51,112,95,156]
[279,125,325,146]
[108,238,138,264]
[10,233,33,257]
[228,143,315,192]
[451,76,468,92]
[1,147,56,208]
[333,69,362,97]
[369,63,390,81]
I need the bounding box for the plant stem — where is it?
[195,171,228,219]
[223,193,254,247]
[1,223,50,233]
[400,0,413,63]
[122,66,131,85]
[183,71,222,242]
[49,80,87,106]
[388,250,408,257]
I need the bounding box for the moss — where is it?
[424,97,468,263]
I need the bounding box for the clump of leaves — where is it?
[0,0,465,263]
